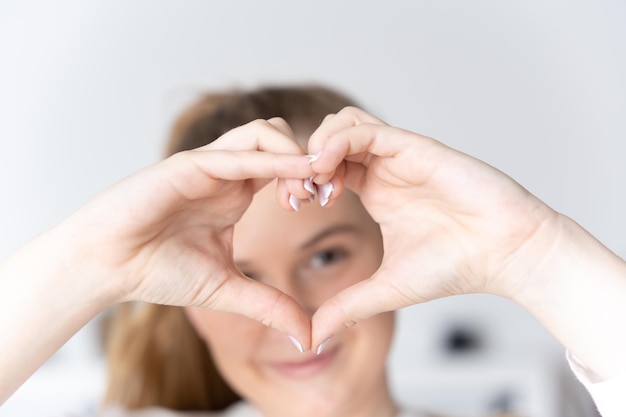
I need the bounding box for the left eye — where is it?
[309,248,347,269]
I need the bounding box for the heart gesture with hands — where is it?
[306,107,560,350]
[3,93,625,409]
[62,118,317,347]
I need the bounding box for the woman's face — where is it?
[185,181,395,417]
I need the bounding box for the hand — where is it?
[61,118,315,345]
[307,107,560,348]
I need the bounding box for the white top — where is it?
[94,402,426,417]
[567,351,626,417]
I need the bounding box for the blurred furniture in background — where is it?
[390,295,599,417]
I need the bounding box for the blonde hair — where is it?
[103,85,358,411]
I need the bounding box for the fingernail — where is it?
[303,177,316,195]
[307,151,322,163]
[316,338,332,355]
[289,194,301,212]
[318,181,333,207]
[288,335,304,353]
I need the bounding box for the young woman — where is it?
[0,86,624,417]
[104,86,397,417]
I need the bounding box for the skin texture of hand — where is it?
[307,107,626,380]
[2,109,625,406]
[306,108,612,350]
[0,118,317,402]
[64,118,317,340]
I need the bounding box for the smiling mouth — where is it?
[268,346,340,379]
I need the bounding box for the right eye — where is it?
[308,248,348,270]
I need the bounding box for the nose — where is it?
[294,292,318,319]
[255,270,319,351]
[263,271,318,319]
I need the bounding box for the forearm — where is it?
[0,225,113,403]
[511,214,626,381]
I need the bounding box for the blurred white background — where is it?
[1,1,625,416]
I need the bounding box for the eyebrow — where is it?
[298,224,360,251]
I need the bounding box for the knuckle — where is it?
[267,116,288,127]
[322,113,336,123]
[337,106,362,125]
[339,106,359,116]
[166,149,192,165]
[247,118,272,130]
[341,105,359,113]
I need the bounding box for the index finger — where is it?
[307,106,388,156]
[160,150,315,201]
[309,123,432,178]
[205,118,304,156]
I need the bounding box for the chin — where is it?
[257,375,368,417]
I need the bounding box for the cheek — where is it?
[304,244,384,310]
[348,311,395,374]
[350,231,384,287]
[184,308,263,368]
[365,312,395,353]
[333,242,384,294]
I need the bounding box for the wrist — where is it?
[501,213,626,379]
[495,210,566,305]
[50,216,123,310]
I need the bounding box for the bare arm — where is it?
[0,119,317,403]
[0,224,114,402]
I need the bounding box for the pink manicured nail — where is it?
[317,181,333,207]
[303,178,316,195]
[316,338,332,355]
[289,194,301,212]
[288,335,304,353]
[307,151,322,163]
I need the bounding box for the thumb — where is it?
[211,273,312,351]
[311,267,412,353]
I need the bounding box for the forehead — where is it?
[233,181,377,257]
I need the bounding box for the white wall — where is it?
[1,1,625,416]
